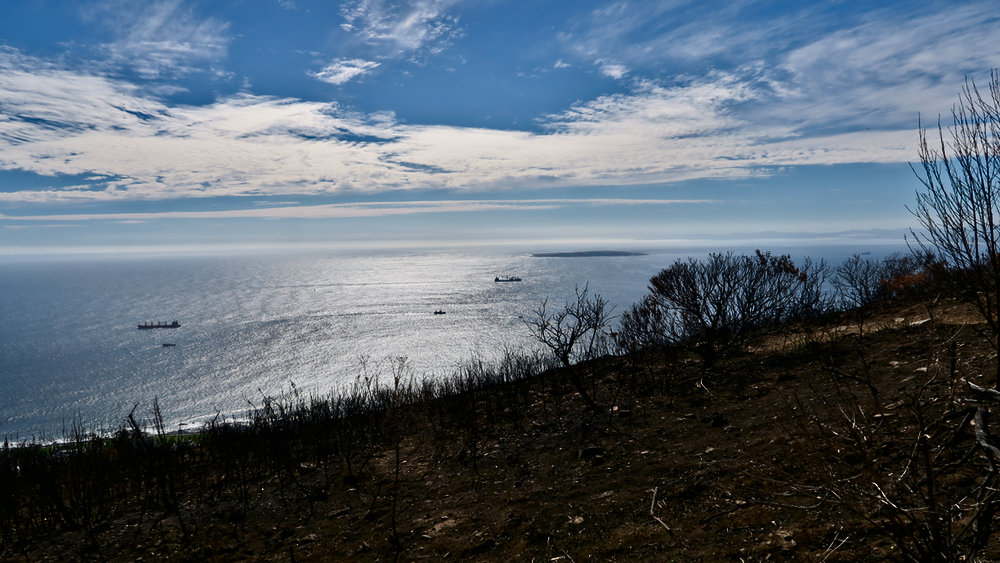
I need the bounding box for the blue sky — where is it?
[0,0,997,255]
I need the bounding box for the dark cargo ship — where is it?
[138,320,181,330]
[494,276,521,282]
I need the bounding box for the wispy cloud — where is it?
[339,0,464,55]
[773,2,1000,132]
[311,58,381,85]
[559,1,1000,136]
[0,198,718,221]
[558,0,831,71]
[0,47,163,142]
[559,1,698,67]
[87,0,230,79]
[0,46,918,205]
[3,224,79,230]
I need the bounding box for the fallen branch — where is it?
[968,381,1000,404]
[649,487,673,535]
[973,407,1000,469]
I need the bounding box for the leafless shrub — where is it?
[779,321,1000,562]
[526,284,614,414]
[910,70,1000,387]
[831,252,927,333]
[620,250,830,369]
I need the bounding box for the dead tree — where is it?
[526,285,613,414]
[910,70,1000,388]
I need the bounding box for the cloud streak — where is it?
[0,198,718,221]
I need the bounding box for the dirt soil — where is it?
[5,298,1000,562]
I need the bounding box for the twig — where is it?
[697,377,715,397]
[649,487,673,534]
[873,482,903,512]
[819,528,849,563]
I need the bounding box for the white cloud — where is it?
[0,47,161,143]
[559,0,816,70]
[0,49,916,207]
[595,59,628,79]
[339,0,464,55]
[311,58,381,85]
[559,1,1000,137]
[90,0,230,79]
[11,1,999,210]
[559,1,700,68]
[772,2,1000,132]
[554,59,571,69]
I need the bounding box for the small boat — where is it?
[433,310,446,315]
[138,320,181,330]
[495,276,522,282]
[162,343,177,347]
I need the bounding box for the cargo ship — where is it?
[494,276,522,282]
[138,320,181,330]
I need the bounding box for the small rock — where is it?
[772,529,797,551]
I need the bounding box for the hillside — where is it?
[3,297,999,562]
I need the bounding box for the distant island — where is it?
[531,250,648,258]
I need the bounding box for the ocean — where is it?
[0,249,676,440]
[0,245,904,440]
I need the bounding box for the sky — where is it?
[0,0,997,255]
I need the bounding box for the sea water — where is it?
[0,245,904,440]
[0,250,675,439]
